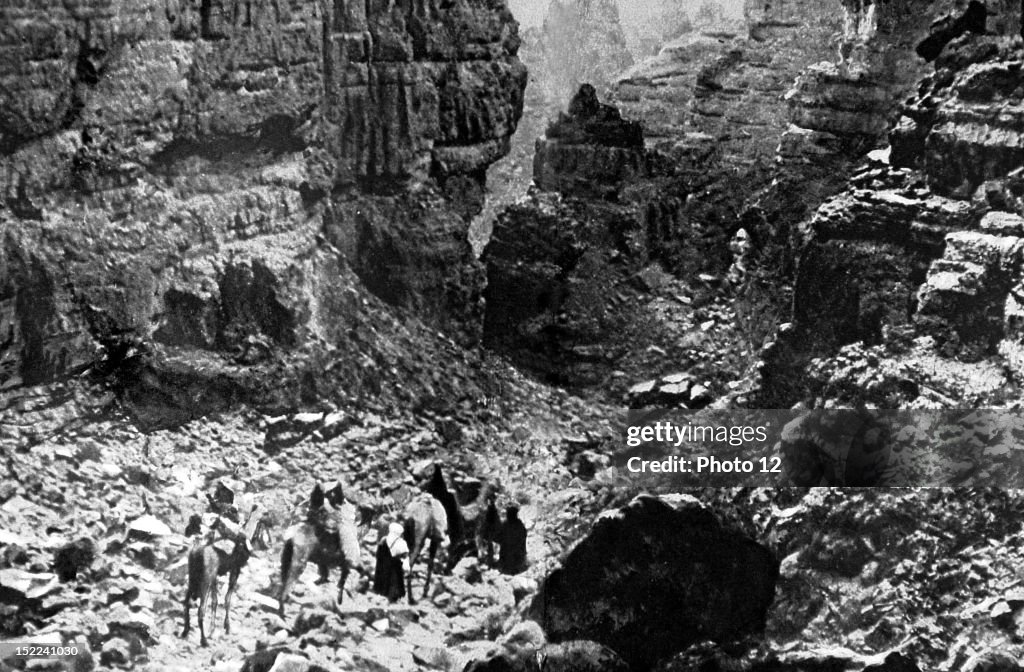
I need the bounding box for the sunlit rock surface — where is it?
[0,0,527,404]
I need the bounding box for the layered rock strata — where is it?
[916,225,1024,359]
[792,170,983,356]
[484,89,697,386]
[762,17,1024,406]
[781,0,1021,168]
[614,2,842,164]
[894,36,1024,198]
[0,0,526,402]
[532,84,647,200]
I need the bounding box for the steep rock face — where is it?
[801,30,1024,353]
[482,186,688,387]
[532,84,647,199]
[760,0,1022,272]
[483,89,702,387]
[791,169,983,356]
[0,0,526,400]
[782,0,1021,169]
[607,1,863,294]
[785,67,896,139]
[467,0,637,259]
[528,495,778,671]
[614,2,841,162]
[916,225,1024,360]
[894,36,1024,198]
[762,17,1024,406]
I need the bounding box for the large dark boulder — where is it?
[528,495,778,671]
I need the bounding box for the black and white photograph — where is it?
[2,0,1024,670]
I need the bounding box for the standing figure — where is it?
[425,464,464,567]
[373,522,409,602]
[726,228,752,287]
[181,531,220,647]
[498,505,528,575]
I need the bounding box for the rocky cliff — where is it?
[607,0,1020,234]
[780,0,1018,164]
[482,0,1024,403]
[483,86,703,388]
[467,0,636,255]
[531,84,646,199]
[0,0,526,414]
[484,0,966,392]
[761,4,1024,407]
[615,1,840,166]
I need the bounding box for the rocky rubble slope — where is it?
[9,386,1024,672]
[7,2,1024,672]
[0,365,621,672]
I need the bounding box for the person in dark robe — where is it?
[373,522,409,602]
[425,464,464,559]
[498,505,527,575]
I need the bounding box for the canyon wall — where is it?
[483,0,1024,402]
[616,0,841,168]
[0,0,526,414]
[485,0,995,389]
[761,1,1024,407]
